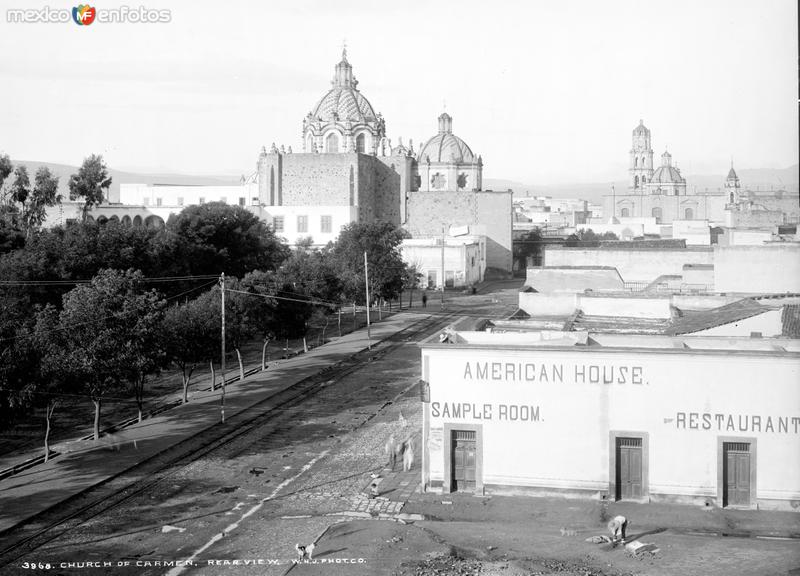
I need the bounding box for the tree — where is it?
[68,154,112,221]
[402,263,422,307]
[331,222,408,306]
[121,288,168,422]
[47,269,164,440]
[0,315,49,458]
[0,154,14,203]
[564,229,618,247]
[239,270,279,370]
[23,167,61,237]
[167,203,289,278]
[163,298,218,403]
[9,166,31,220]
[513,228,543,271]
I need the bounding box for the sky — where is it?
[0,0,797,185]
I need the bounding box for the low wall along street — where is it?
[421,343,800,509]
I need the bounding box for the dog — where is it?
[295,542,315,561]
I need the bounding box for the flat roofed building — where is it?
[419,326,800,510]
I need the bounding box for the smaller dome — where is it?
[418,113,476,164]
[651,165,685,184]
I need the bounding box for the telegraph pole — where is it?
[364,251,371,350]
[220,272,226,424]
[440,225,446,310]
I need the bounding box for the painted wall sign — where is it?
[675,412,800,434]
[431,401,540,422]
[462,361,644,385]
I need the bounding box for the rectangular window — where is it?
[251,197,259,206]
[320,215,332,233]
[177,197,184,206]
[142,197,150,206]
[220,196,227,204]
[239,197,246,206]
[156,197,163,207]
[297,215,308,233]
[273,216,284,233]
[199,197,205,205]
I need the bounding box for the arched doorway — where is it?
[144,215,165,229]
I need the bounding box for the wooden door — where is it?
[452,430,476,492]
[724,442,751,507]
[616,437,643,500]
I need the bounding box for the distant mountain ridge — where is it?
[485,164,798,203]
[8,160,240,202]
[7,159,797,207]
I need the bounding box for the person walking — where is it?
[421,292,427,308]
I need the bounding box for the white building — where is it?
[419,327,800,510]
[401,233,485,289]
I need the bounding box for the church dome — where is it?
[418,113,476,164]
[308,50,377,124]
[651,151,685,183]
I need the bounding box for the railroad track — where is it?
[0,311,455,568]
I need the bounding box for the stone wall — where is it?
[405,189,512,272]
[255,152,406,227]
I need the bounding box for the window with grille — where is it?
[618,437,642,448]
[273,216,284,233]
[156,197,163,207]
[453,430,476,441]
[297,215,308,233]
[239,197,246,206]
[724,442,749,452]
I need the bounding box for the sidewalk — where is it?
[0,311,427,536]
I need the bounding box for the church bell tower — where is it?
[630,120,654,191]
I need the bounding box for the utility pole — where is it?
[441,224,446,310]
[364,251,371,349]
[220,272,226,424]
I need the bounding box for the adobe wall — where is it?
[544,246,714,283]
[714,244,800,294]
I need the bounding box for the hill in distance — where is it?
[486,164,799,204]
[8,159,797,207]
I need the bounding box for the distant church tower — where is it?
[629,120,654,190]
[725,162,741,205]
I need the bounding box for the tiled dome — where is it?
[310,86,377,123]
[418,113,476,164]
[308,51,377,124]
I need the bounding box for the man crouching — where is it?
[607,515,629,544]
